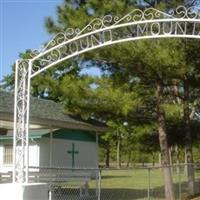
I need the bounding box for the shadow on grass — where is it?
[100,188,164,200]
[51,187,165,200]
[51,181,200,200]
[101,175,130,179]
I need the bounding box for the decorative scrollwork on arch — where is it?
[174,5,200,19]
[41,6,199,49]
[29,5,200,77]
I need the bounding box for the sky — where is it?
[0,0,102,83]
[0,0,67,81]
[1,1,200,83]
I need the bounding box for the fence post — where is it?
[97,169,101,200]
[178,164,182,200]
[49,168,52,200]
[49,186,52,200]
[147,168,151,200]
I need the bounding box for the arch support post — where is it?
[13,59,32,183]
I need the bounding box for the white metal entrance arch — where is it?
[13,5,200,183]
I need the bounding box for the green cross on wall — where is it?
[67,143,79,168]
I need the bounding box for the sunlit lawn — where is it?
[89,168,200,200]
[55,168,200,200]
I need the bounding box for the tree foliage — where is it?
[2,1,200,198]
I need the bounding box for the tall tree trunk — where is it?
[156,79,175,200]
[126,151,132,167]
[183,75,195,196]
[158,152,162,166]
[184,150,188,176]
[105,147,110,168]
[117,130,121,169]
[152,153,155,167]
[169,147,173,166]
[169,147,173,174]
[175,145,180,174]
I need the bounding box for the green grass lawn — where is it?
[88,168,200,200]
[51,168,200,200]
[100,169,164,189]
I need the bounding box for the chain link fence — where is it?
[28,166,101,200]
[1,164,200,199]
[99,164,200,200]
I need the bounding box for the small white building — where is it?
[0,91,107,173]
[0,128,99,172]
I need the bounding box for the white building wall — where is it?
[0,138,98,172]
[39,138,98,168]
[39,138,50,167]
[0,146,3,170]
[0,144,39,172]
[29,145,40,167]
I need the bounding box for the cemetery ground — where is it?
[98,168,187,200]
[52,166,200,200]
[95,167,200,200]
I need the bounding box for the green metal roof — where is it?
[0,129,96,143]
[44,129,96,142]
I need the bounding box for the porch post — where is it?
[49,127,53,168]
[95,131,99,197]
[95,132,99,168]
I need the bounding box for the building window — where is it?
[3,145,13,165]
